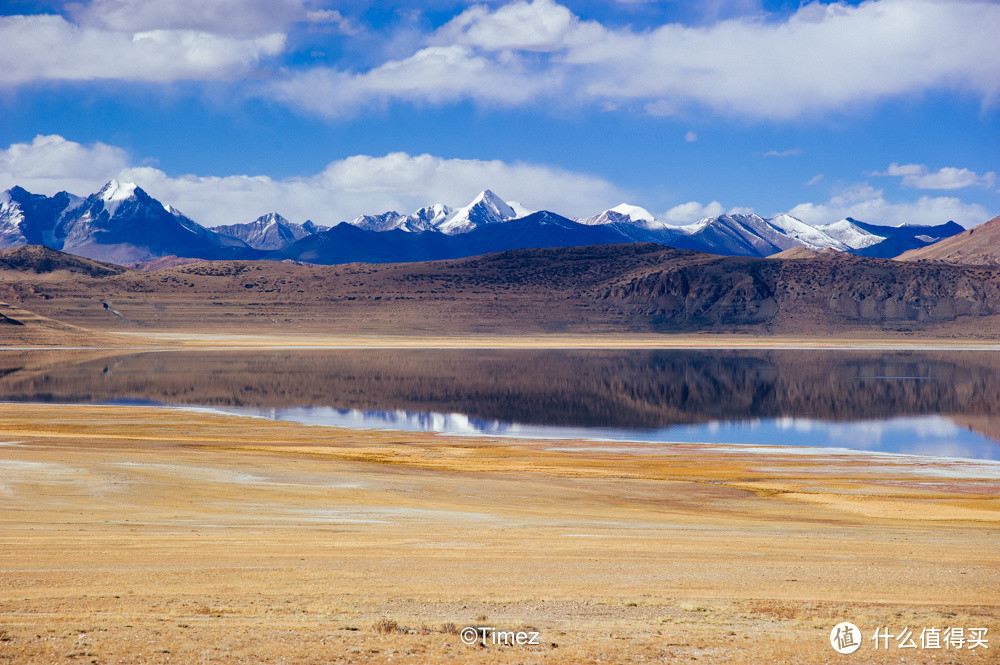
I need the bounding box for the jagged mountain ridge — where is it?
[0,181,968,264]
[0,180,256,263]
[214,212,322,250]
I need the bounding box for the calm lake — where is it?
[2,348,1000,461]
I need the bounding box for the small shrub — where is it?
[373,618,401,634]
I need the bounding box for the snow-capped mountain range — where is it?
[214,212,325,251]
[344,190,533,235]
[0,181,965,265]
[0,180,248,263]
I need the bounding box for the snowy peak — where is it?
[610,203,656,224]
[582,203,659,228]
[0,190,27,247]
[96,180,140,216]
[1,186,80,248]
[348,211,405,233]
[766,213,850,251]
[214,212,316,250]
[471,189,514,216]
[343,191,522,236]
[259,212,285,227]
[434,189,517,235]
[665,212,815,257]
[818,218,887,250]
[98,179,137,202]
[408,204,452,230]
[508,201,534,218]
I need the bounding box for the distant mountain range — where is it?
[896,214,1000,266]
[0,180,967,265]
[0,181,252,263]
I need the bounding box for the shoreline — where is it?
[2,401,998,663]
[7,398,1000,470]
[5,329,1000,350]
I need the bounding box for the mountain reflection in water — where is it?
[1,348,999,459]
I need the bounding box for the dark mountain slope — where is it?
[897,216,1000,266]
[278,212,639,264]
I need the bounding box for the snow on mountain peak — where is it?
[99,179,137,203]
[508,201,534,218]
[581,203,660,228]
[609,203,655,224]
[259,212,285,229]
[95,179,140,217]
[470,189,516,218]
[766,213,849,251]
[818,218,887,250]
[434,190,517,235]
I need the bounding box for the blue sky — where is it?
[0,0,997,228]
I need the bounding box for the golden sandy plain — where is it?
[1,402,998,664]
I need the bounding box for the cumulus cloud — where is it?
[269,45,559,115]
[8,0,1000,118]
[430,0,602,52]
[803,174,824,186]
[787,182,991,227]
[0,14,284,84]
[264,0,1000,120]
[0,135,624,226]
[0,135,130,195]
[662,200,725,223]
[684,131,698,142]
[875,163,997,190]
[66,0,311,36]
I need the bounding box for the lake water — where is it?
[2,348,1000,461]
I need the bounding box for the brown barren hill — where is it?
[0,244,126,277]
[898,215,1000,265]
[0,300,118,346]
[767,247,844,260]
[6,243,1000,337]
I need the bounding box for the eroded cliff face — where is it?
[601,261,779,326]
[601,255,1000,328]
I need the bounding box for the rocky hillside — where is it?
[3,243,1000,336]
[605,250,1000,329]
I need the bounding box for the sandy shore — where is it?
[0,403,997,663]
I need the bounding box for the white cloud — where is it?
[269,45,558,115]
[0,14,284,84]
[304,10,360,35]
[803,174,824,186]
[0,135,624,226]
[762,148,801,157]
[787,182,992,227]
[67,0,310,36]
[643,99,676,116]
[266,0,1000,120]
[662,200,725,223]
[684,131,698,142]
[0,135,130,195]
[875,162,997,190]
[431,0,602,52]
[565,0,1000,118]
